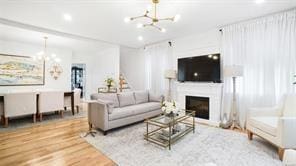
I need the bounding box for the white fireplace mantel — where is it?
[175,82,223,126]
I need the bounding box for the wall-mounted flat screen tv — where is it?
[178,54,221,82]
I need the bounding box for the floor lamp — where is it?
[165,69,176,101]
[224,65,244,130]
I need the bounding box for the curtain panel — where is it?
[221,9,296,127]
[144,42,172,95]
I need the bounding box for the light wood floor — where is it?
[0,117,116,166]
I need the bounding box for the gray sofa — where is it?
[89,91,164,135]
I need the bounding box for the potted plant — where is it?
[105,77,115,92]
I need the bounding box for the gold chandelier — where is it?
[33,37,61,63]
[124,0,180,32]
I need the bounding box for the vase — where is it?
[107,85,111,92]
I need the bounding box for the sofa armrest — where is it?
[97,99,114,114]
[248,106,281,118]
[278,117,296,148]
[88,101,110,131]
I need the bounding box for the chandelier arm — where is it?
[158,17,174,21]
[143,23,153,27]
[154,2,157,19]
[145,15,154,20]
[151,24,162,31]
[142,23,162,31]
[131,15,146,20]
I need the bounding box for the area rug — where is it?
[82,123,281,166]
[0,110,87,132]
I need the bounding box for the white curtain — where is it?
[222,9,296,128]
[144,42,172,95]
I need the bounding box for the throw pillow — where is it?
[134,90,149,104]
[96,93,119,108]
[118,92,136,107]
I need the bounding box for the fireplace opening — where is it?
[186,96,209,120]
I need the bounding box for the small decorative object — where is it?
[49,63,63,80]
[105,77,115,91]
[161,101,179,117]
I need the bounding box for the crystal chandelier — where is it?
[33,37,61,63]
[124,0,180,32]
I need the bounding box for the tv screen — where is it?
[178,54,221,82]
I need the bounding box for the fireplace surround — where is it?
[176,82,223,126]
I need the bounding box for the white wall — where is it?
[0,39,72,93]
[171,28,221,70]
[120,46,146,90]
[72,46,120,98]
[170,28,222,100]
[119,29,221,93]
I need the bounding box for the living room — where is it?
[0,0,295,166]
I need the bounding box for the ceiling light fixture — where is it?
[138,36,143,41]
[124,0,180,32]
[63,13,72,21]
[33,37,61,63]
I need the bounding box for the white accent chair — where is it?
[64,88,81,114]
[246,94,296,160]
[38,91,64,121]
[3,92,37,127]
[283,149,296,166]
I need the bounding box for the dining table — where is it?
[0,90,75,115]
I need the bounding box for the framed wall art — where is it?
[0,54,45,86]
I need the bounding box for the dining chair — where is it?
[38,91,64,121]
[0,101,4,125]
[64,88,82,114]
[3,92,37,127]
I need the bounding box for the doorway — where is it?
[71,64,86,98]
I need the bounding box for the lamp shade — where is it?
[224,65,244,77]
[165,69,176,79]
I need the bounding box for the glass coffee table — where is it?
[144,110,195,150]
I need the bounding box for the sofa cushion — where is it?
[134,90,149,104]
[109,107,135,121]
[249,117,278,136]
[118,92,136,107]
[149,93,163,102]
[133,102,161,115]
[109,102,161,121]
[93,93,119,108]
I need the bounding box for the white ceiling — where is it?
[0,24,115,53]
[0,0,296,48]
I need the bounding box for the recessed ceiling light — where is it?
[160,28,166,33]
[124,17,131,23]
[138,36,143,41]
[63,13,72,21]
[255,0,265,4]
[137,23,144,28]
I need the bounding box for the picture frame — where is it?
[0,54,45,86]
